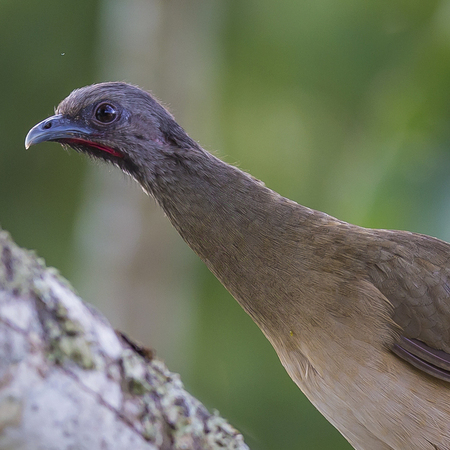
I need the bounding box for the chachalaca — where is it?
[25,82,450,450]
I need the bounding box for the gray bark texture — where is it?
[0,229,249,450]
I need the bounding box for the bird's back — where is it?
[269,217,450,450]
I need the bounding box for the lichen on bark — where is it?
[0,228,249,450]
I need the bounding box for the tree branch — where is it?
[0,229,249,450]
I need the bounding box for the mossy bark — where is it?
[0,229,248,450]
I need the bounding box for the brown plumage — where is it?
[26,82,450,449]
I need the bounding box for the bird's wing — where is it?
[391,336,450,382]
[366,229,450,380]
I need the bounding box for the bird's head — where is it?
[25,82,199,183]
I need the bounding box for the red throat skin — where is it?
[65,138,124,158]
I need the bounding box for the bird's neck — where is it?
[142,145,320,333]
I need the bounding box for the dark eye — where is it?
[94,103,118,124]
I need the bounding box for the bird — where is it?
[25,82,450,450]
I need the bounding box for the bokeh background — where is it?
[2,1,450,448]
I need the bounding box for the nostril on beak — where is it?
[43,120,52,130]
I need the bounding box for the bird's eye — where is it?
[94,103,118,124]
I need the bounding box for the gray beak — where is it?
[25,114,94,149]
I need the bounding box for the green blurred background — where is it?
[2,1,450,448]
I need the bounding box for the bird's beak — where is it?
[25,114,124,158]
[25,114,94,149]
